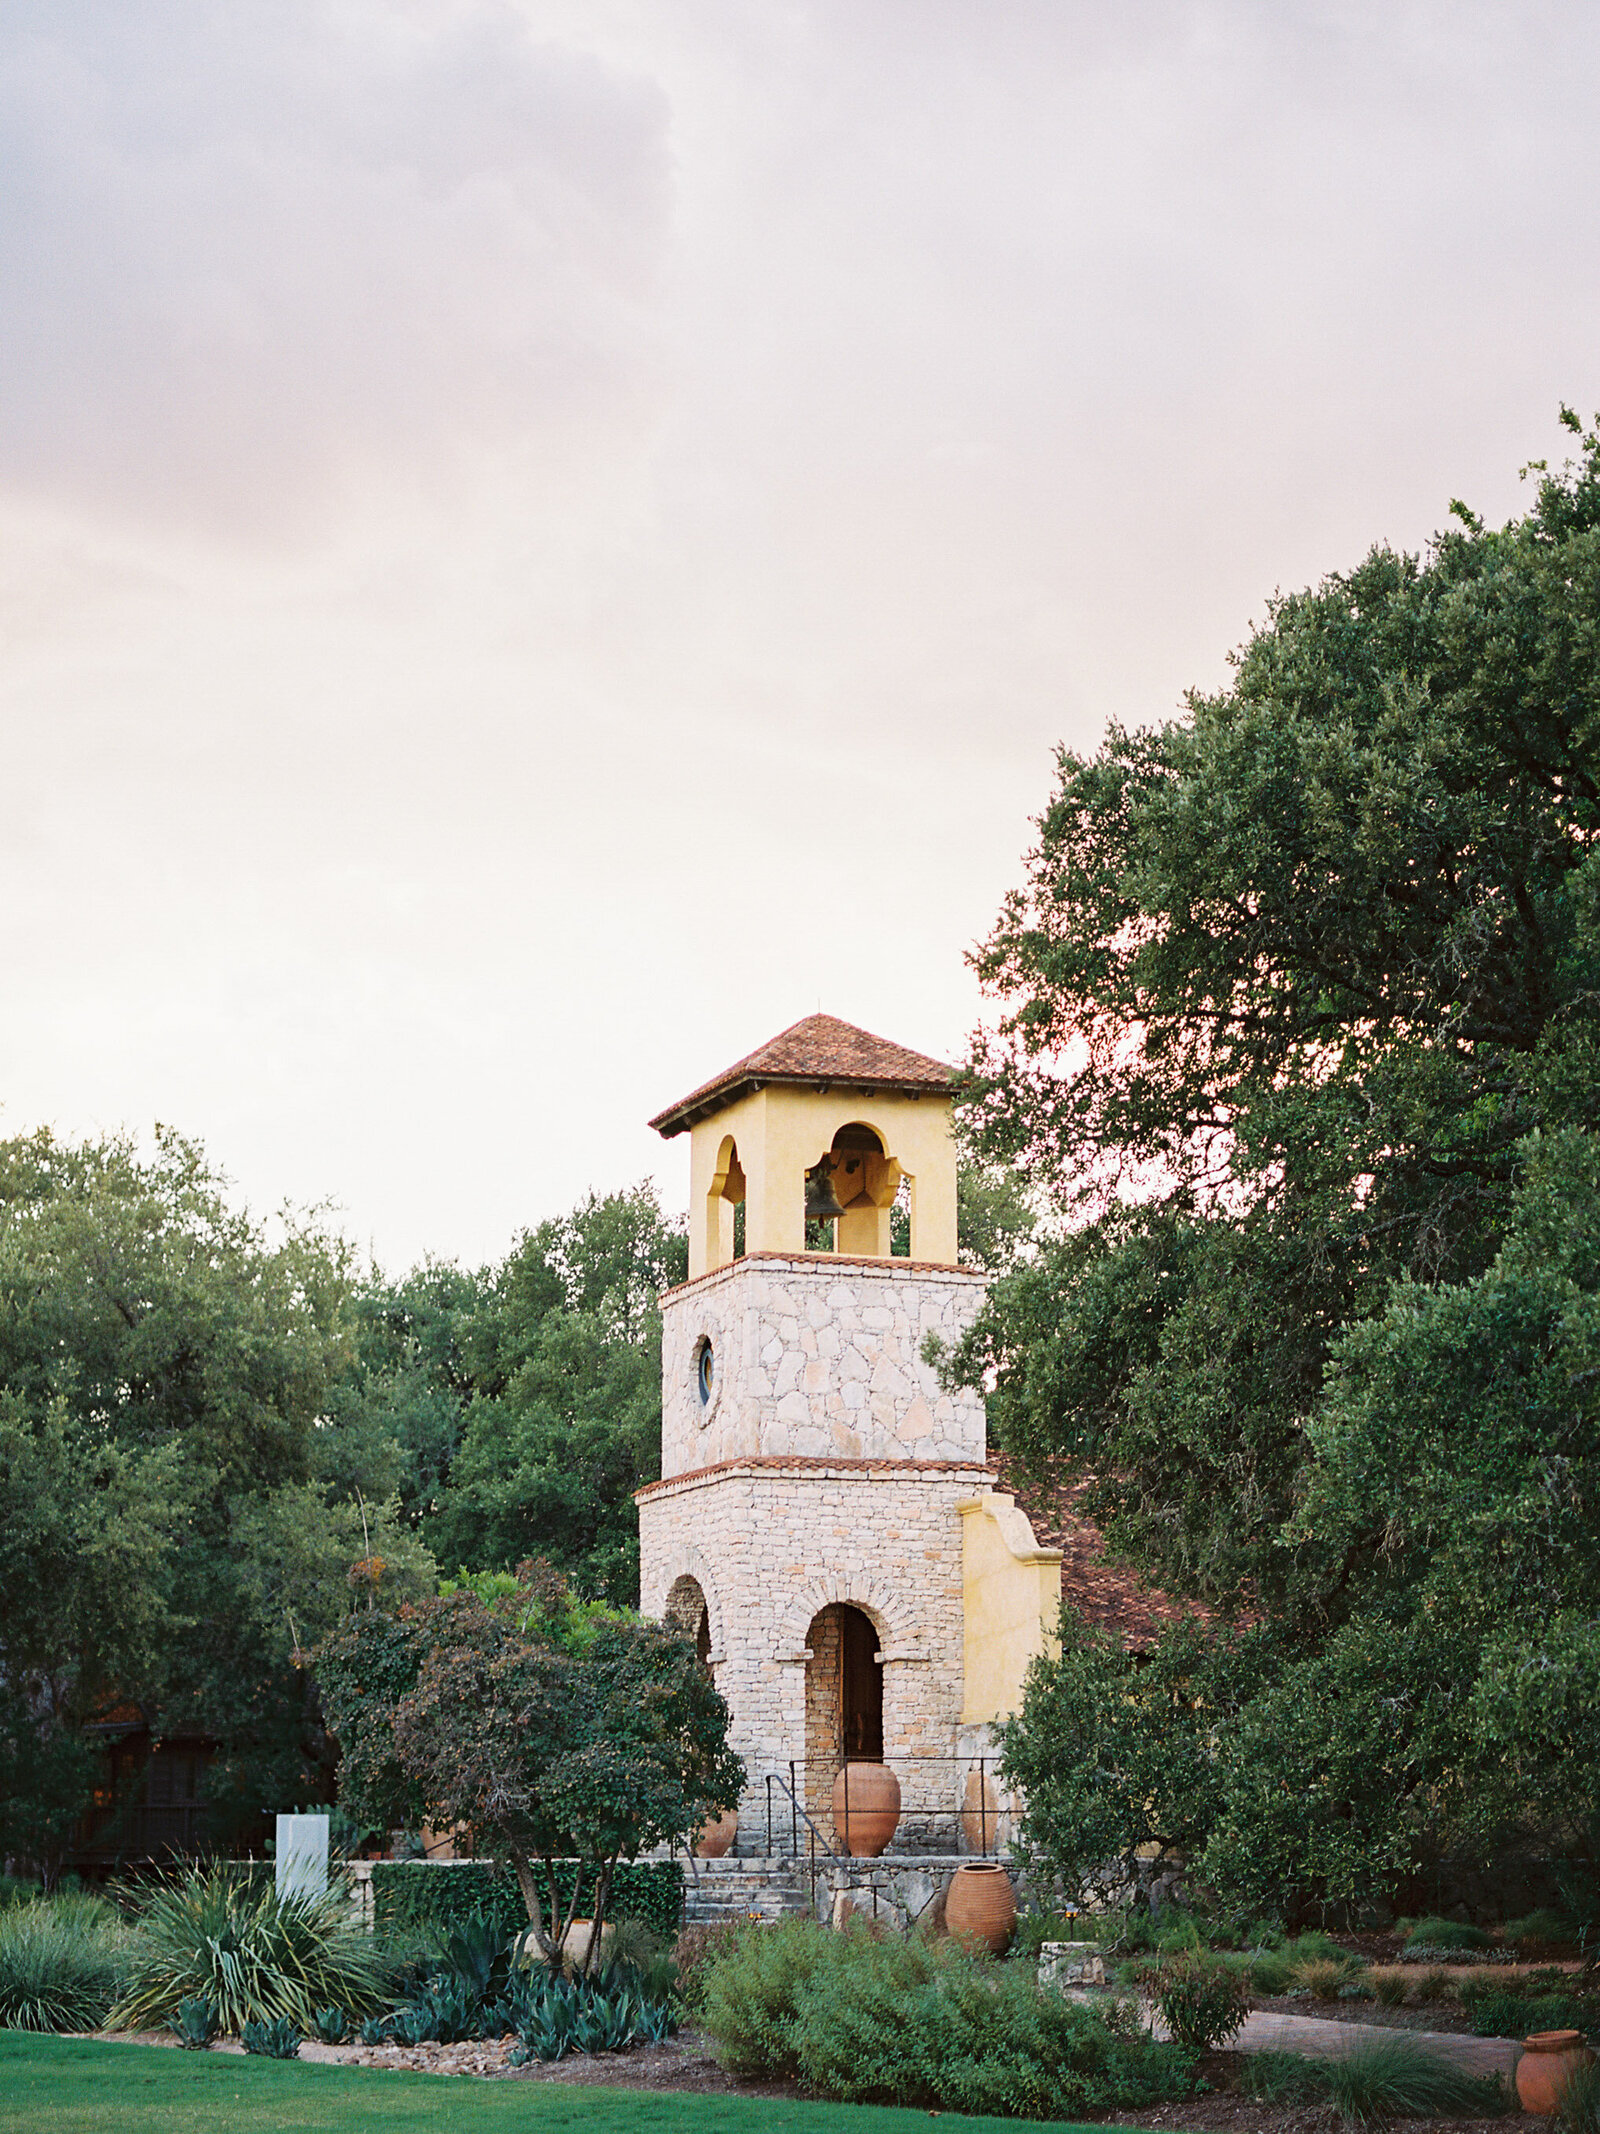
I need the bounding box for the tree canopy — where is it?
[0,1131,688,1873]
[970,416,1600,1919]
[317,1565,741,1966]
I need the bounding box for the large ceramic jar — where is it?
[831,1761,901,1857]
[960,1768,1002,1853]
[1516,2030,1595,2114]
[945,1862,1017,1955]
[694,1806,739,1859]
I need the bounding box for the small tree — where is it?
[319,1566,742,1969]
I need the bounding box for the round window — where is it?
[697,1338,715,1406]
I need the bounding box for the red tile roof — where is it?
[650,1014,955,1137]
[996,1455,1205,1649]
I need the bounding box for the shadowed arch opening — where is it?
[665,1574,713,1675]
[803,1602,883,1835]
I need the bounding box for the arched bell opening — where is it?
[804,1124,903,1258]
[704,1135,746,1273]
[665,1574,714,1678]
[802,1602,884,1836]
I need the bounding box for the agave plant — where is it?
[112,1866,389,2034]
[501,1969,676,2064]
[312,2005,350,2044]
[241,2014,301,2059]
[433,1910,513,2012]
[167,1995,219,2049]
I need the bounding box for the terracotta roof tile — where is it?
[636,1453,994,1499]
[650,1014,954,1137]
[996,1455,1204,1649]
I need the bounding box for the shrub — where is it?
[699,1919,1194,2118]
[1154,1916,1206,1955]
[698,1920,823,2080]
[1504,1909,1573,1955]
[1013,1909,1095,1958]
[367,1860,684,1947]
[1322,2034,1508,2126]
[1467,1988,1595,2039]
[1557,2058,1600,2134]
[1402,1916,1489,1952]
[670,1922,744,2019]
[1246,1948,1296,1996]
[0,1893,133,2032]
[113,1867,390,2034]
[241,2015,301,2058]
[167,1996,218,2049]
[1138,1952,1251,2050]
[1246,1930,1349,1998]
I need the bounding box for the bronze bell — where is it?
[804,1158,849,1223]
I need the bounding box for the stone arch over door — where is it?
[778,1573,909,1658]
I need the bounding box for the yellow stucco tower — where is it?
[636,1014,1061,1864]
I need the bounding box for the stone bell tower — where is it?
[636,1015,1046,1853]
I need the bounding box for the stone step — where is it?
[682,1863,813,1926]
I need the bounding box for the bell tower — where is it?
[667,1016,961,1281]
[636,1015,1002,1851]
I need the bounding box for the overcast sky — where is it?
[2,0,1596,1271]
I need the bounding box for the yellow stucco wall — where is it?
[958,1492,1063,1725]
[687,1084,958,1278]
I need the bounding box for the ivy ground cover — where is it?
[0,2035,1125,2134]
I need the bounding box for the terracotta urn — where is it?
[831,1760,901,1857]
[961,1768,1003,1853]
[945,1862,1016,1955]
[694,1806,740,1859]
[559,1919,615,1977]
[1516,2030,1595,2115]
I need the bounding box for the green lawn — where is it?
[0,2035,1119,2134]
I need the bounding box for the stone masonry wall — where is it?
[660,1255,988,1475]
[638,1459,990,1852]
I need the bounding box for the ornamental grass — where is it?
[112,1866,390,2035]
[0,1893,134,2032]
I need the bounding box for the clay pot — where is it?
[961,1769,1003,1854]
[694,1806,740,1859]
[1516,2030,1595,2115]
[945,1862,1016,1955]
[559,1919,615,1977]
[831,1761,901,1857]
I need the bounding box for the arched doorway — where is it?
[803,1602,883,1836]
[665,1575,713,1676]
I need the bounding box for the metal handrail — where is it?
[760,1752,998,1861]
[764,1769,846,1860]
